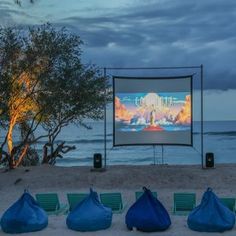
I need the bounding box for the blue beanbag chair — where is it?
[126,187,171,232]
[66,188,112,231]
[187,188,235,232]
[1,190,48,234]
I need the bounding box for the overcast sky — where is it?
[0,0,236,120]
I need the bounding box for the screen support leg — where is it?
[161,145,164,164]
[153,145,156,165]
[103,67,107,169]
[200,64,204,169]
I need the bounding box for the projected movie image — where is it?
[113,76,192,146]
[115,92,191,133]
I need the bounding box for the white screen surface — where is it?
[113,76,192,146]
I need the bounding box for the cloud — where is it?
[0,1,34,27]
[1,0,236,89]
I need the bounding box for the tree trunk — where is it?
[42,145,48,164]
[41,141,75,165]
[7,115,18,168]
[8,151,15,169]
[13,144,29,168]
[7,121,14,156]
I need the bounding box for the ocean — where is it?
[1,121,235,167]
[43,120,236,166]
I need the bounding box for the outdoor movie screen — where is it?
[113,76,192,146]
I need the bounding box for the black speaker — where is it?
[206,152,214,168]
[93,153,102,168]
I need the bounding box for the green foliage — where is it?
[0,24,110,167]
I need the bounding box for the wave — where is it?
[57,156,93,163]
[36,139,112,145]
[94,133,113,137]
[204,131,236,136]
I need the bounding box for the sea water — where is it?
[52,120,236,166]
[0,121,235,166]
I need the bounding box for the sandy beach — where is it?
[1,164,236,235]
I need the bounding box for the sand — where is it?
[1,164,236,235]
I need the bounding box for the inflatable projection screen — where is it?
[113,76,193,146]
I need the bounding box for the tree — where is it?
[0,27,43,168]
[0,24,110,168]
